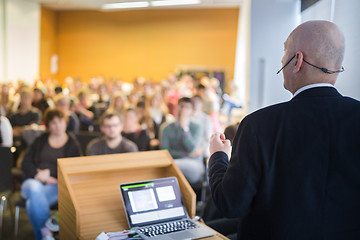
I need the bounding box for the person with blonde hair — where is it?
[106,91,126,116]
[54,94,80,133]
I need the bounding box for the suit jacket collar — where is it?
[291,86,342,101]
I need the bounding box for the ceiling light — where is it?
[102,1,150,10]
[151,0,201,7]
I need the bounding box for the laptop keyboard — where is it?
[138,220,198,237]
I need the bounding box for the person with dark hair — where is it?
[223,122,239,146]
[32,88,50,114]
[86,112,138,155]
[160,97,204,185]
[209,21,360,239]
[54,86,62,95]
[21,108,81,240]
[122,108,150,151]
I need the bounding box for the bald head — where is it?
[282,21,345,93]
[290,21,345,69]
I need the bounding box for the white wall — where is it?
[249,0,300,112]
[334,0,360,100]
[0,0,5,82]
[232,0,251,107]
[302,0,360,101]
[302,0,333,21]
[4,0,40,84]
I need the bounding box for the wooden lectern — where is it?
[58,150,228,240]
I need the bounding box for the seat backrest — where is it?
[0,146,12,193]
[75,131,102,155]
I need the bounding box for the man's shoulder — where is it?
[163,121,178,131]
[120,137,138,152]
[246,102,289,120]
[86,137,106,155]
[87,137,105,148]
[342,96,360,106]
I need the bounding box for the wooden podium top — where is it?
[58,150,228,240]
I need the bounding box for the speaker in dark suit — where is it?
[208,21,360,240]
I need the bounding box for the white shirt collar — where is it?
[293,83,335,98]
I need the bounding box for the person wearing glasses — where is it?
[208,20,360,240]
[86,112,138,156]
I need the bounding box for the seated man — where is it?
[86,112,138,155]
[9,88,42,137]
[160,97,204,185]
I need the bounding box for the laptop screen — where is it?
[120,177,188,228]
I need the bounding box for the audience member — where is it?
[161,97,204,185]
[54,94,80,133]
[1,84,12,115]
[191,95,213,158]
[147,94,175,149]
[197,80,221,132]
[86,112,138,155]
[54,86,63,95]
[136,101,152,130]
[208,21,359,239]
[32,88,50,114]
[21,108,81,240]
[74,90,95,131]
[106,92,126,115]
[122,108,150,151]
[148,94,174,138]
[9,88,42,137]
[92,83,110,120]
[127,91,140,109]
[0,114,13,147]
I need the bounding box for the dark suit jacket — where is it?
[209,87,360,240]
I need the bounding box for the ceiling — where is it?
[27,0,242,11]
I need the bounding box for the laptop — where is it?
[120,177,216,240]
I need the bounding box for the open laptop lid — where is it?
[120,177,189,228]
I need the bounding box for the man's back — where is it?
[210,87,360,239]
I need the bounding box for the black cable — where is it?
[303,59,344,74]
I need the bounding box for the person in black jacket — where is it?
[21,108,81,240]
[209,21,360,240]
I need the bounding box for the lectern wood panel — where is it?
[58,150,197,240]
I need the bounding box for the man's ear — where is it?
[293,51,304,73]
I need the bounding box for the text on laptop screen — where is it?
[120,177,188,227]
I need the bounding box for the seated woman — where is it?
[21,108,82,240]
[122,108,150,151]
[54,94,80,133]
[106,92,126,116]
